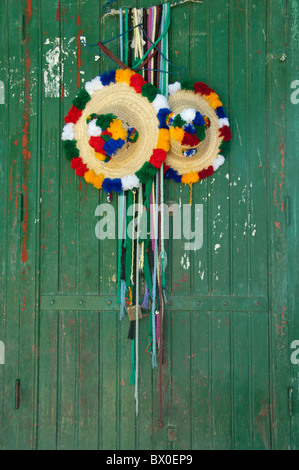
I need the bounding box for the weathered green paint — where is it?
[0,0,298,450]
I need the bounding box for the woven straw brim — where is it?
[74,82,160,178]
[166,90,223,175]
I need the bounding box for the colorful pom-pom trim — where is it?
[62,69,171,193]
[166,79,232,184]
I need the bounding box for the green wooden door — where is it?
[0,0,298,450]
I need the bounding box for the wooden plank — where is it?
[251,313,271,450]
[208,0,230,296]
[247,0,268,297]
[100,311,118,449]
[77,312,100,450]
[192,311,211,449]
[59,0,80,294]
[40,0,61,294]
[119,316,136,450]
[266,0,290,450]
[37,311,58,449]
[190,0,209,297]
[171,311,192,450]
[228,0,250,296]
[57,310,78,450]
[232,312,252,450]
[286,0,299,450]
[211,311,232,449]
[0,0,9,450]
[168,2,192,297]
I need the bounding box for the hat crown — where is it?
[86,113,139,163]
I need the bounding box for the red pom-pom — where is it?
[64,105,82,124]
[76,164,88,176]
[89,136,105,154]
[198,165,214,180]
[219,126,232,141]
[149,149,167,168]
[194,82,214,96]
[130,74,147,94]
[71,157,83,169]
[181,133,200,146]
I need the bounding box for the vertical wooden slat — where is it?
[267,0,291,450]
[168,2,192,297]
[208,0,230,296]
[171,311,192,450]
[40,0,61,295]
[59,0,80,295]
[248,0,268,297]
[232,312,251,449]
[190,0,209,297]
[77,312,99,450]
[0,0,9,450]
[17,0,41,449]
[37,311,58,449]
[211,311,232,450]
[192,311,210,449]
[286,0,299,451]
[57,310,78,450]
[251,313,271,449]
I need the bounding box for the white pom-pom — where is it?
[61,123,75,141]
[168,82,181,95]
[87,119,102,137]
[180,108,197,123]
[213,154,225,171]
[152,94,169,113]
[85,76,104,96]
[218,118,230,128]
[121,175,140,191]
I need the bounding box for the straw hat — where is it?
[164,80,232,185]
[62,69,171,193]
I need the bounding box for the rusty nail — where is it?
[106,300,112,306]
[50,299,55,306]
[167,301,171,306]
[255,301,260,307]
[196,300,201,306]
[223,301,228,307]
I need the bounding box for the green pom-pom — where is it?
[86,112,98,124]
[141,83,159,103]
[63,140,79,160]
[101,134,111,142]
[96,113,117,130]
[173,114,186,128]
[219,139,230,157]
[135,162,157,183]
[181,79,195,91]
[72,89,91,110]
[195,125,206,141]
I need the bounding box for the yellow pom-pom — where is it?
[84,169,96,184]
[95,152,107,162]
[115,68,135,84]
[170,126,184,142]
[181,171,200,184]
[93,174,105,189]
[108,119,127,140]
[157,128,170,152]
[205,92,222,109]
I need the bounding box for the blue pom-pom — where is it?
[184,123,196,134]
[103,138,125,156]
[216,106,227,119]
[193,111,205,126]
[111,178,122,194]
[102,178,113,193]
[102,177,122,194]
[100,70,116,86]
[157,108,171,129]
[165,168,182,183]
